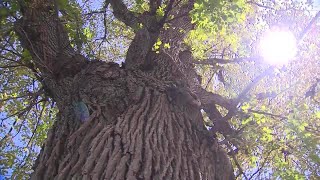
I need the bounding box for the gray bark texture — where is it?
[14,0,235,179]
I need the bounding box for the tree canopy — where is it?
[0,0,320,179]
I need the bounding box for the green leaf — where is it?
[83,27,93,39]
[156,39,162,45]
[164,43,170,49]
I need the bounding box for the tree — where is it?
[0,0,319,179]
[1,0,240,179]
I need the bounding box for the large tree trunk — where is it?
[14,0,235,179]
[30,62,233,179]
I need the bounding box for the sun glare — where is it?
[259,30,297,66]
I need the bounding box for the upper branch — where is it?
[159,0,195,45]
[196,87,235,135]
[14,0,86,78]
[196,88,232,109]
[235,66,274,104]
[150,0,163,14]
[109,0,139,29]
[159,0,175,25]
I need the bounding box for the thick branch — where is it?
[109,0,139,29]
[219,67,274,122]
[14,0,87,78]
[159,0,195,45]
[108,0,163,69]
[235,66,274,104]
[196,67,274,135]
[195,87,235,135]
[196,88,232,108]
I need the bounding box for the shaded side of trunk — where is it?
[31,61,234,180]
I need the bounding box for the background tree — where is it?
[0,0,319,179]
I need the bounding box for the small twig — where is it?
[12,99,47,141]
[83,10,105,17]
[15,143,36,175]
[0,29,14,52]
[0,96,44,145]
[0,54,23,64]
[0,105,32,125]
[0,88,44,103]
[0,47,23,57]
[26,100,46,148]
[226,143,249,180]
[248,149,274,179]
[0,64,23,69]
[193,57,258,65]
[247,1,275,10]
[0,93,31,102]
[3,36,21,56]
[204,70,215,90]
[247,0,298,12]
[248,109,287,120]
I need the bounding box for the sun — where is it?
[259,30,297,66]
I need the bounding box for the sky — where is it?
[315,0,320,7]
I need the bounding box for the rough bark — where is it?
[14,0,235,179]
[30,62,234,179]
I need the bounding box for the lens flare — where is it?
[259,30,297,66]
